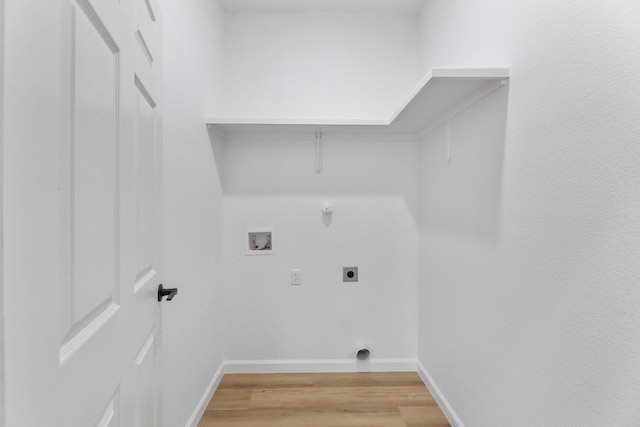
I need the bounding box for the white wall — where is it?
[418,1,640,426]
[219,9,424,365]
[160,0,226,425]
[219,11,423,119]
[223,137,419,363]
[0,0,4,422]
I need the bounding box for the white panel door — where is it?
[3,0,164,426]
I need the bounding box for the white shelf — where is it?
[206,67,509,139]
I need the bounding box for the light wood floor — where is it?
[198,372,451,427]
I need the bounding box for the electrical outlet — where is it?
[343,267,358,282]
[291,269,301,285]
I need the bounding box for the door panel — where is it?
[135,0,157,83]
[135,0,156,68]
[70,0,119,330]
[134,76,158,287]
[128,1,163,426]
[3,0,163,425]
[134,330,158,427]
[96,394,120,427]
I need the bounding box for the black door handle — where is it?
[158,284,178,302]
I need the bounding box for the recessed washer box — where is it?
[245,228,275,256]
[343,266,358,282]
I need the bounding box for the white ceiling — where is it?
[219,0,426,14]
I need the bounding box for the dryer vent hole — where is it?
[356,348,370,361]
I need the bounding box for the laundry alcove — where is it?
[166,1,513,425]
[206,61,509,427]
[211,65,510,363]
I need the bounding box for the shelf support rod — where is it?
[419,78,508,140]
[315,128,323,174]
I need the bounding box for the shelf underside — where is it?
[207,68,509,139]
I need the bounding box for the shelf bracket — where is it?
[419,78,508,141]
[315,128,323,174]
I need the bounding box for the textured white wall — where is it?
[219,12,423,119]
[223,138,419,362]
[160,0,226,425]
[418,1,640,426]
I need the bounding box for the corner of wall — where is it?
[160,0,227,425]
[416,1,640,425]
[184,361,226,427]
[417,360,464,427]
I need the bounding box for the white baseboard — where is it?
[417,360,464,427]
[185,361,225,427]
[223,358,418,374]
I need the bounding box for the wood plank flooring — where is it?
[198,372,451,427]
